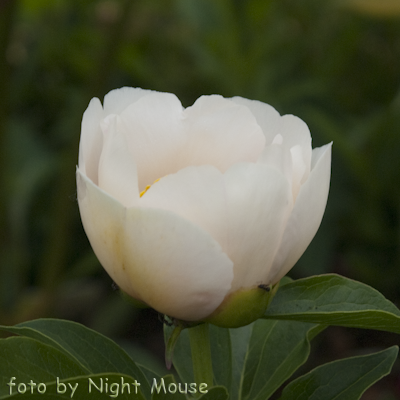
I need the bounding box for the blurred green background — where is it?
[1,0,400,398]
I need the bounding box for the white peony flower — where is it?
[77,87,331,327]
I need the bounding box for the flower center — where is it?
[139,178,161,197]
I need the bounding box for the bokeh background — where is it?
[1,0,400,398]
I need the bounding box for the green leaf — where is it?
[229,323,253,400]
[2,372,146,400]
[280,346,399,400]
[162,328,229,398]
[169,324,234,391]
[240,320,324,400]
[264,274,400,333]
[136,365,163,389]
[171,319,323,400]
[0,319,151,398]
[150,375,187,400]
[198,386,229,400]
[209,325,231,391]
[148,373,226,400]
[0,336,88,398]
[166,327,194,385]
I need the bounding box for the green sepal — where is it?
[204,282,279,328]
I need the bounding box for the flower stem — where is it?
[189,323,213,390]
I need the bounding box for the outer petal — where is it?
[77,168,139,299]
[79,97,104,184]
[98,115,140,208]
[181,95,266,172]
[257,143,293,188]
[278,115,312,195]
[76,169,234,321]
[224,163,292,291]
[139,165,229,253]
[118,92,185,191]
[230,96,281,145]
[268,142,332,284]
[103,87,154,115]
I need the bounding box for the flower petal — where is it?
[77,168,140,299]
[103,87,154,115]
[278,115,312,193]
[77,169,234,321]
[223,163,292,291]
[230,96,281,145]
[257,143,293,188]
[98,115,139,208]
[139,165,229,252]
[269,142,332,284]
[118,92,185,191]
[181,95,266,172]
[79,97,104,184]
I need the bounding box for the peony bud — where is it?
[77,87,331,327]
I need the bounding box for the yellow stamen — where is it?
[140,178,161,197]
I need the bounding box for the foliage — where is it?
[1,0,400,398]
[0,275,399,399]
